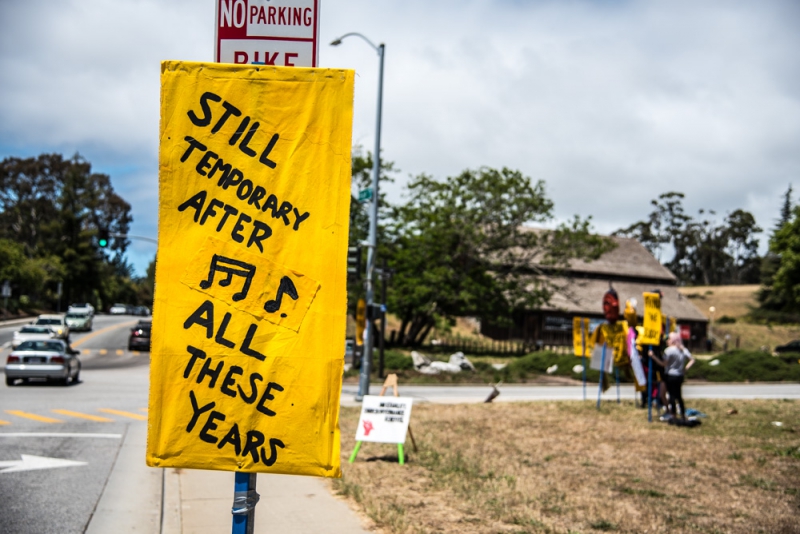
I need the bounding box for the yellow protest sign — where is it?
[598,321,629,365]
[147,61,354,478]
[572,317,589,357]
[355,298,366,346]
[640,292,662,346]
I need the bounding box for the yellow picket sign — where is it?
[640,292,662,346]
[598,321,629,365]
[572,317,589,357]
[147,61,354,478]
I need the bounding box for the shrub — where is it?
[717,315,736,324]
[687,350,800,382]
[382,350,414,371]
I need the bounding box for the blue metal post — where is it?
[646,345,653,423]
[582,353,587,401]
[232,472,258,534]
[581,321,587,401]
[596,344,606,410]
[615,365,620,404]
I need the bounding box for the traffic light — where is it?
[98,228,110,248]
[347,246,362,281]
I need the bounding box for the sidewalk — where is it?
[165,468,373,534]
[86,421,373,534]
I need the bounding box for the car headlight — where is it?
[57,328,63,335]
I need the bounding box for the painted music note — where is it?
[264,276,299,317]
[199,254,256,302]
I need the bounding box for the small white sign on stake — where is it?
[355,395,413,444]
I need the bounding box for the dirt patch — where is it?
[334,399,800,533]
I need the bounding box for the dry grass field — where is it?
[678,285,760,320]
[333,400,800,534]
[678,285,800,351]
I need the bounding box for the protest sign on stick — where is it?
[147,61,354,478]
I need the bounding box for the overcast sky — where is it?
[1,0,798,276]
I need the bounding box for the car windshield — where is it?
[36,318,63,325]
[113,304,126,308]
[19,326,51,334]
[16,340,64,352]
[66,313,87,319]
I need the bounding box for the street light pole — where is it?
[331,33,385,401]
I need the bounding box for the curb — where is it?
[162,468,182,534]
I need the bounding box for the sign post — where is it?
[147,61,354,532]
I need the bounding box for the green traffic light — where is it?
[98,239,108,247]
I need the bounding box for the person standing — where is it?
[660,332,695,421]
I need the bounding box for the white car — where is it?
[12,325,57,349]
[34,314,70,340]
[109,303,128,315]
[68,303,94,316]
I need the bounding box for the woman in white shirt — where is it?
[655,332,695,421]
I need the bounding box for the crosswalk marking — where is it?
[99,408,147,421]
[51,409,114,422]
[5,410,63,423]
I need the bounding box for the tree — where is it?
[760,185,795,295]
[615,192,690,262]
[384,167,613,346]
[616,192,762,285]
[0,153,133,309]
[758,206,800,314]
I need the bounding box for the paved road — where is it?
[0,314,151,534]
[341,382,800,406]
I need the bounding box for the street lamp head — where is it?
[330,38,342,46]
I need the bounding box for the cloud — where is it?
[1,0,798,275]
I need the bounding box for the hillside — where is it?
[679,285,800,352]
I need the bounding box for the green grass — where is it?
[687,350,800,382]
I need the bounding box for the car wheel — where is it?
[5,376,15,386]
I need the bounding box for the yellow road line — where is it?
[139,408,148,413]
[0,420,10,425]
[99,409,147,421]
[72,320,138,348]
[115,349,123,356]
[5,410,63,423]
[81,349,91,355]
[132,351,141,356]
[99,349,107,355]
[51,409,114,422]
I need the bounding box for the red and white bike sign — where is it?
[215,0,320,67]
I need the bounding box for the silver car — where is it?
[65,311,93,332]
[12,325,57,349]
[5,339,81,386]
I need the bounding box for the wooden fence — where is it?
[424,335,532,356]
